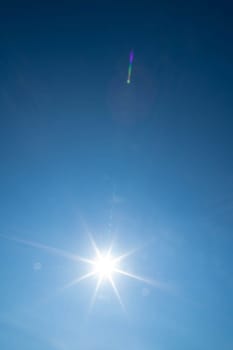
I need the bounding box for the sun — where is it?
[61,235,160,311]
[93,253,116,279]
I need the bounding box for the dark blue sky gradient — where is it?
[0,1,233,349]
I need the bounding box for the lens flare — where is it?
[127,50,134,84]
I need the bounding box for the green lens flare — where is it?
[127,63,132,84]
[127,51,134,84]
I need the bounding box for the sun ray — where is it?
[0,234,93,265]
[89,276,103,312]
[106,243,113,258]
[113,238,156,265]
[114,268,163,288]
[112,246,140,264]
[62,271,96,290]
[109,275,125,312]
[88,234,102,259]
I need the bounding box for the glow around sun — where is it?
[0,233,161,311]
[62,235,159,310]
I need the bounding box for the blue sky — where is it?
[0,1,233,349]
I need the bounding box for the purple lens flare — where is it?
[129,50,134,64]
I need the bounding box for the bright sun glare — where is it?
[61,235,160,311]
[1,233,161,311]
[0,234,164,309]
[93,254,116,279]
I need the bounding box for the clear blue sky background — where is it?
[0,1,233,349]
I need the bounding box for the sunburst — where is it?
[62,235,159,310]
[0,233,164,310]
